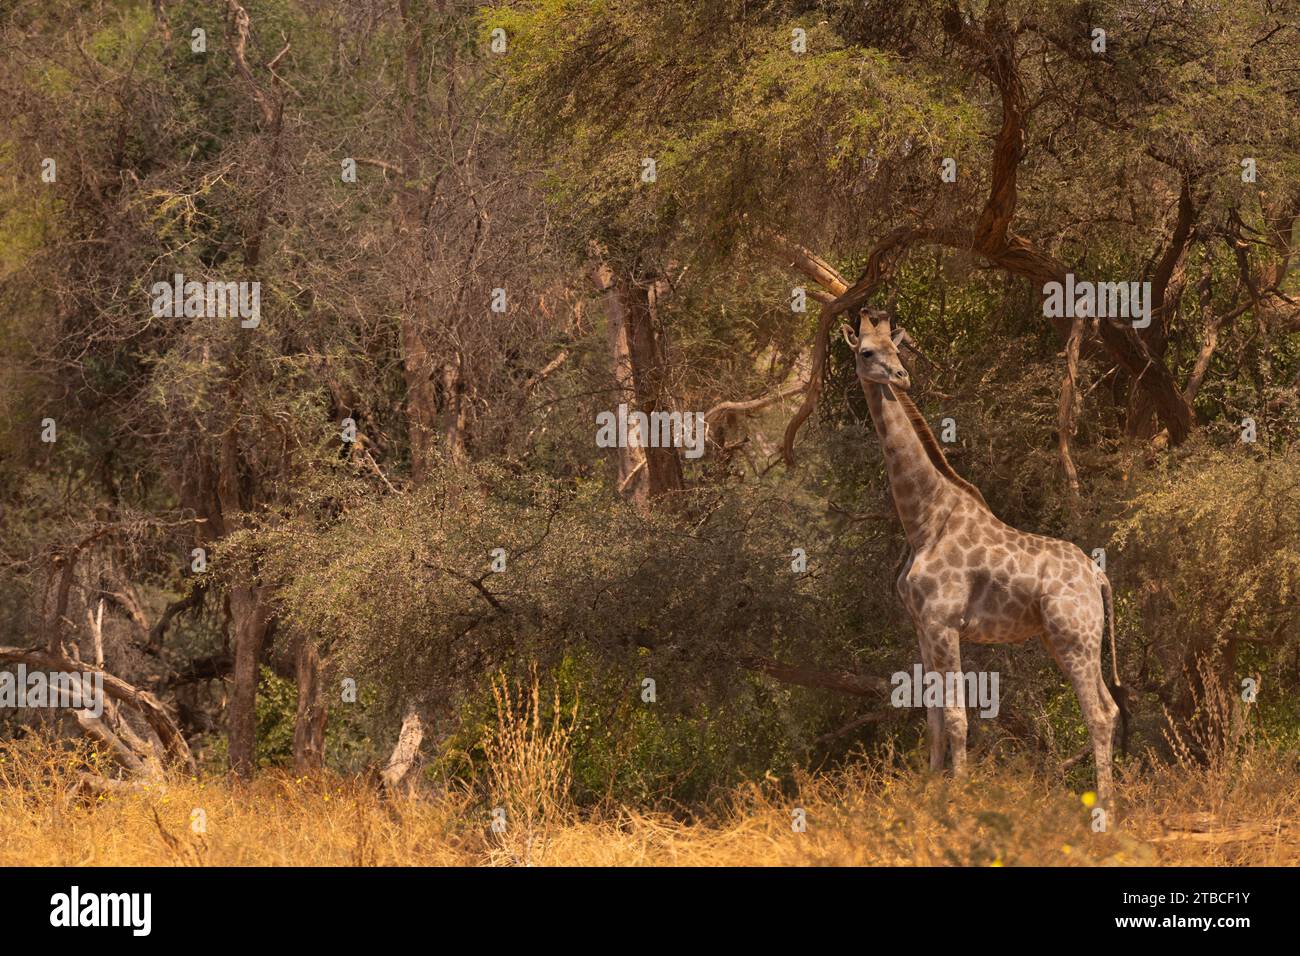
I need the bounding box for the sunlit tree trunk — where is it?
[591,259,684,509]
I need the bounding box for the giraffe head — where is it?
[841,308,910,389]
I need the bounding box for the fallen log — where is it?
[0,645,196,777]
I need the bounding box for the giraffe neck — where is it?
[864,382,961,549]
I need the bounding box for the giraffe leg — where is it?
[927,700,945,773]
[926,627,967,777]
[899,557,945,773]
[917,634,945,773]
[1093,670,1120,803]
[1065,662,1116,807]
[1043,604,1118,807]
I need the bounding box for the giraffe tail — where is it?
[1100,572,1130,757]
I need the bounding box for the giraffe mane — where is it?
[891,387,991,511]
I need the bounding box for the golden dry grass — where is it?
[1,733,1296,866]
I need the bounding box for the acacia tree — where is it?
[0,0,570,776]
[2,0,1297,786]
[381,1,566,478]
[491,0,1299,463]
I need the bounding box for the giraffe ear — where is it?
[891,325,907,347]
[840,323,859,349]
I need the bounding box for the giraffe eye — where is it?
[860,349,875,359]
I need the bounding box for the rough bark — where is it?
[218,423,270,779]
[438,358,469,464]
[225,585,268,778]
[44,526,112,654]
[381,703,426,797]
[621,275,685,498]
[292,636,328,773]
[591,259,650,506]
[590,258,684,508]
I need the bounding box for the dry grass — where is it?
[4,669,1294,866]
[480,669,578,865]
[1,731,1296,866]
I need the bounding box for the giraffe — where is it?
[842,309,1125,805]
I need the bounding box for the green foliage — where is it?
[226,457,919,798]
[4,0,1300,803]
[211,665,381,773]
[439,649,808,807]
[242,462,860,698]
[1113,447,1300,692]
[489,0,979,260]
[254,665,299,768]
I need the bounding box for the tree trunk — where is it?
[596,261,650,507]
[381,703,426,797]
[438,357,469,464]
[402,313,441,483]
[293,636,328,772]
[590,257,684,509]
[1056,314,1084,500]
[226,586,268,777]
[623,276,685,497]
[217,423,270,779]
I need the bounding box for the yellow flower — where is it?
[1081,791,1097,808]
[1061,844,1072,854]
[990,858,1003,867]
